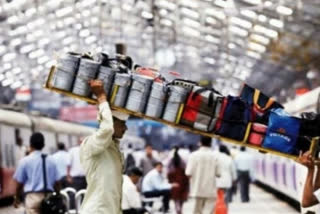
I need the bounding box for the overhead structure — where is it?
[0,0,320,102]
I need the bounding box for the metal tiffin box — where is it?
[145,82,167,118]
[162,85,190,123]
[52,53,80,91]
[125,74,153,113]
[96,66,116,98]
[110,73,132,107]
[72,59,100,97]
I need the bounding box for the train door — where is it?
[0,125,17,199]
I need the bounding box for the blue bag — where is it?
[262,108,300,154]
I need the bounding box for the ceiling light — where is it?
[254,25,278,38]
[62,37,74,45]
[160,19,173,26]
[38,38,50,47]
[159,9,168,16]
[11,81,23,89]
[4,63,12,70]
[157,0,176,10]
[276,5,293,16]
[141,11,153,19]
[45,60,56,68]
[3,53,16,62]
[2,79,14,87]
[206,16,217,25]
[264,1,273,7]
[250,34,270,45]
[85,35,97,44]
[79,29,90,37]
[180,0,198,8]
[10,38,22,47]
[0,74,4,81]
[122,3,133,11]
[240,10,257,19]
[230,17,252,29]
[229,26,248,37]
[82,9,91,17]
[228,43,236,49]
[206,9,226,20]
[247,50,261,59]
[56,6,73,17]
[81,0,96,7]
[29,49,45,59]
[248,42,266,52]
[38,56,49,64]
[242,0,262,5]
[204,57,216,64]
[205,35,220,44]
[214,0,234,8]
[26,7,36,17]
[0,45,6,55]
[269,18,284,28]
[182,26,200,37]
[181,7,200,19]
[183,18,201,28]
[8,15,19,24]
[13,67,22,74]
[258,14,267,22]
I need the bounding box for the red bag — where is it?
[213,97,228,132]
[248,123,267,146]
[214,189,227,214]
[180,86,223,132]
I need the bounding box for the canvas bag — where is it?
[262,108,300,154]
[240,84,283,124]
[214,96,251,141]
[180,86,223,132]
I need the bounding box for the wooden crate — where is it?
[44,66,319,160]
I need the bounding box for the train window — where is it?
[0,125,15,168]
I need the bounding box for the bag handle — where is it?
[41,154,48,196]
[253,90,274,111]
[191,87,222,107]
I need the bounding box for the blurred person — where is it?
[67,138,86,191]
[124,144,136,174]
[142,162,179,213]
[167,146,189,214]
[80,80,129,214]
[234,146,253,202]
[185,136,221,214]
[13,132,61,214]
[140,144,158,176]
[51,142,70,188]
[298,151,320,208]
[217,145,237,206]
[122,167,145,214]
[15,136,26,165]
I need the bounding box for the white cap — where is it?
[112,110,130,121]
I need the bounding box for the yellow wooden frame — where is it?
[44,66,319,160]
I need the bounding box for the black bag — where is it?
[40,155,66,214]
[299,112,320,137]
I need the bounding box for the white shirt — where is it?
[234,151,254,179]
[122,175,142,210]
[51,150,71,178]
[80,102,123,214]
[185,147,221,198]
[142,169,172,192]
[217,153,237,189]
[69,146,85,177]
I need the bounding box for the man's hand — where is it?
[171,183,180,188]
[67,175,73,184]
[298,151,315,170]
[13,196,20,208]
[89,80,106,104]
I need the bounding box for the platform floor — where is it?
[0,184,299,214]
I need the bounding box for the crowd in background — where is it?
[13,133,254,214]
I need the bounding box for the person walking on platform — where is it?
[167,146,189,214]
[234,146,253,203]
[140,144,159,176]
[142,162,179,213]
[67,139,87,191]
[217,145,237,206]
[51,142,70,188]
[13,132,61,214]
[122,167,145,214]
[80,80,129,214]
[185,136,221,214]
